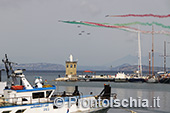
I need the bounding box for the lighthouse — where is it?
[65,54,78,78]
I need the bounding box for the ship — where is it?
[0,54,117,113]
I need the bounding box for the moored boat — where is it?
[0,54,117,113]
[128,77,146,83]
[158,72,170,84]
[146,75,159,83]
[114,72,129,82]
[128,73,146,83]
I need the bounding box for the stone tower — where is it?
[65,55,77,78]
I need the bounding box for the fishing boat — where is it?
[0,54,116,113]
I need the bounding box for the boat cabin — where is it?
[3,69,56,105]
[4,86,56,105]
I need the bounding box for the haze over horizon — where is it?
[0,0,170,66]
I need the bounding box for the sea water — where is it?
[1,71,170,113]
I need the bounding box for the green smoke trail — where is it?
[113,22,170,29]
[62,21,98,27]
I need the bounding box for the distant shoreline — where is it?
[0,63,168,72]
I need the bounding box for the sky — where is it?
[0,0,170,66]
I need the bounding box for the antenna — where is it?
[69,54,73,62]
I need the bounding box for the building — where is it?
[65,55,78,79]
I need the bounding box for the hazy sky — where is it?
[0,0,170,66]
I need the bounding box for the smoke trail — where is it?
[60,20,170,35]
[112,22,170,29]
[106,14,170,18]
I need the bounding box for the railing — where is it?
[0,90,86,107]
[52,91,84,99]
[78,74,116,79]
[0,92,116,107]
[0,96,52,107]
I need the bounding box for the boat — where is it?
[129,77,146,83]
[0,54,117,113]
[78,70,115,82]
[78,70,95,81]
[146,78,158,83]
[0,82,6,97]
[78,72,129,82]
[128,32,146,83]
[146,75,158,83]
[128,71,146,83]
[114,72,128,82]
[159,77,170,83]
[88,75,115,82]
[157,42,170,84]
[158,72,170,84]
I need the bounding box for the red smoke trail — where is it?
[84,21,139,30]
[106,14,170,18]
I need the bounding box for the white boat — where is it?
[146,75,158,83]
[0,54,116,113]
[0,82,6,96]
[114,72,128,82]
[55,77,69,81]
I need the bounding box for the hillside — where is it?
[0,63,65,71]
[112,63,166,72]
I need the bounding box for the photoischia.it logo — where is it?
[53,96,160,108]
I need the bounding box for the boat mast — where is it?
[152,25,154,75]
[2,54,17,85]
[138,31,142,77]
[160,41,169,73]
[164,41,166,73]
[149,52,151,75]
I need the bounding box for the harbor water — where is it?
[1,71,170,113]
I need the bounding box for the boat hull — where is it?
[128,78,146,83]
[146,78,158,83]
[159,78,170,83]
[89,78,115,82]
[79,78,128,82]
[114,78,128,82]
[0,102,110,113]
